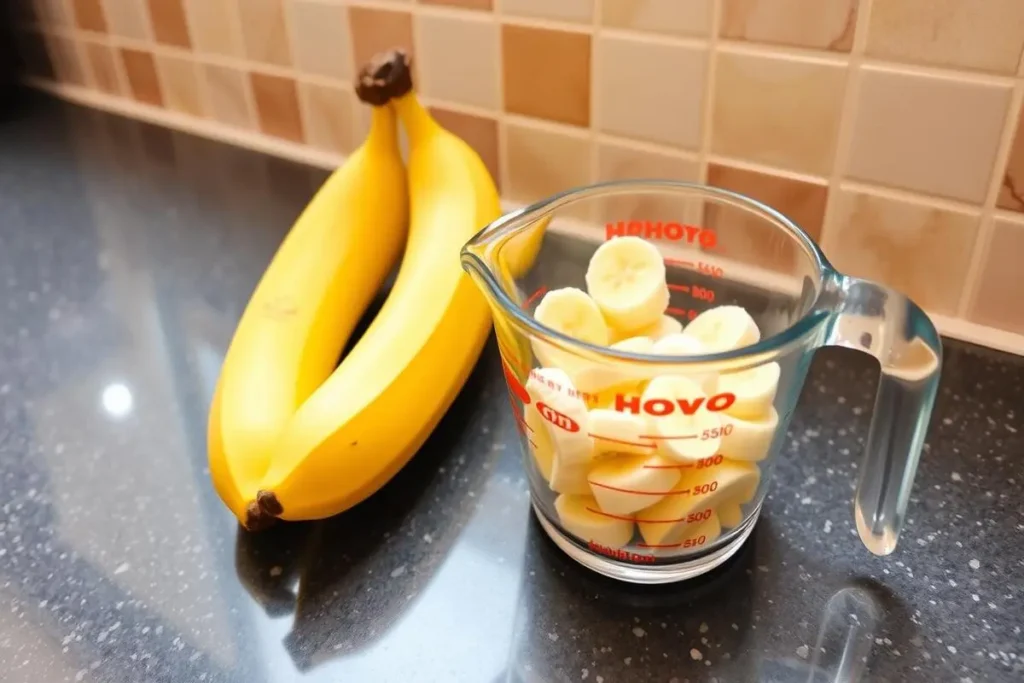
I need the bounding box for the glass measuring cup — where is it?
[461,181,941,584]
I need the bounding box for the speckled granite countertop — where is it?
[1,95,1022,683]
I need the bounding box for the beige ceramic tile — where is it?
[156,55,203,117]
[505,122,591,205]
[299,82,355,154]
[596,141,700,229]
[997,105,1024,212]
[599,0,711,37]
[101,0,149,40]
[712,50,846,176]
[968,217,1024,335]
[866,0,1024,74]
[148,0,190,47]
[826,187,978,315]
[84,41,121,94]
[416,13,498,109]
[250,72,305,142]
[184,0,241,57]
[720,0,858,52]
[502,0,592,24]
[596,35,706,149]
[503,24,590,127]
[201,63,253,129]
[72,0,107,32]
[429,107,501,188]
[846,66,1012,204]
[421,0,492,10]
[120,48,163,106]
[237,0,292,67]
[289,0,353,82]
[35,0,71,26]
[348,7,414,72]
[46,34,87,86]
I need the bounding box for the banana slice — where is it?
[534,287,610,346]
[588,454,683,515]
[716,362,780,419]
[550,456,592,495]
[592,380,647,410]
[523,402,554,481]
[681,305,760,352]
[641,509,723,554]
[652,333,716,392]
[589,408,656,456]
[635,314,684,341]
[635,460,760,547]
[555,494,635,549]
[525,367,593,467]
[642,375,723,462]
[718,502,744,530]
[585,236,669,333]
[720,408,778,462]
[569,335,655,394]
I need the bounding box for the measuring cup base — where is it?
[531,501,761,585]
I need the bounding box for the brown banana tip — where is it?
[256,490,283,517]
[244,501,276,531]
[355,49,414,106]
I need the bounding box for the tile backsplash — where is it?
[11,0,1024,350]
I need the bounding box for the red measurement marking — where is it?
[666,307,697,319]
[588,482,690,496]
[643,463,694,470]
[502,360,531,404]
[528,439,538,449]
[637,542,686,549]
[585,507,703,524]
[664,258,695,268]
[667,283,690,292]
[537,402,580,433]
[585,507,639,522]
[639,434,696,440]
[588,433,657,449]
[523,285,548,308]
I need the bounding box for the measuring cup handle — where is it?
[822,273,942,556]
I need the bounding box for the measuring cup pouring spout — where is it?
[461,180,942,583]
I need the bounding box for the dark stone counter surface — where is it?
[1,95,1022,682]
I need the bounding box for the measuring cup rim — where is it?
[462,179,835,366]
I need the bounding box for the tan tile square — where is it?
[503,0,592,23]
[720,0,858,52]
[299,82,355,154]
[867,0,1024,74]
[84,41,121,95]
[45,34,87,86]
[185,0,242,57]
[290,0,353,82]
[846,67,1012,204]
[503,25,590,127]
[120,48,163,106]
[148,0,190,47]
[250,72,305,142]
[595,36,706,149]
[429,107,501,188]
[156,55,202,116]
[348,7,413,72]
[825,188,978,315]
[968,217,1024,335]
[712,50,846,176]
[202,63,253,129]
[421,0,492,10]
[72,0,107,32]
[596,141,700,229]
[599,0,711,37]
[237,0,292,67]
[505,122,590,205]
[997,105,1024,212]
[35,0,71,26]
[102,0,149,40]
[416,13,498,109]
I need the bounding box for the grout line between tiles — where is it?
[838,179,984,215]
[597,133,701,162]
[502,112,590,139]
[697,0,721,186]
[497,14,595,36]
[492,0,511,194]
[818,0,873,252]
[716,39,849,67]
[598,27,708,50]
[706,153,830,186]
[588,0,600,186]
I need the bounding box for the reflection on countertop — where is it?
[0,93,1022,683]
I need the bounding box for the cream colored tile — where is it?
[416,13,498,110]
[156,55,203,117]
[707,163,827,240]
[720,0,858,52]
[299,82,355,154]
[101,0,148,40]
[596,35,705,149]
[185,0,242,57]
[289,0,353,82]
[84,41,121,95]
[846,66,1012,204]
[47,34,88,86]
[596,141,700,228]
[711,50,846,176]
[237,0,292,67]
[867,0,1024,75]
[34,0,71,27]
[825,187,978,315]
[505,122,591,205]
[502,0,592,24]
[201,63,253,130]
[599,0,711,37]
[968,217,1024,335]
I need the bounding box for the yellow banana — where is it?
[254,53,500,522]
[209,97,407,527]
